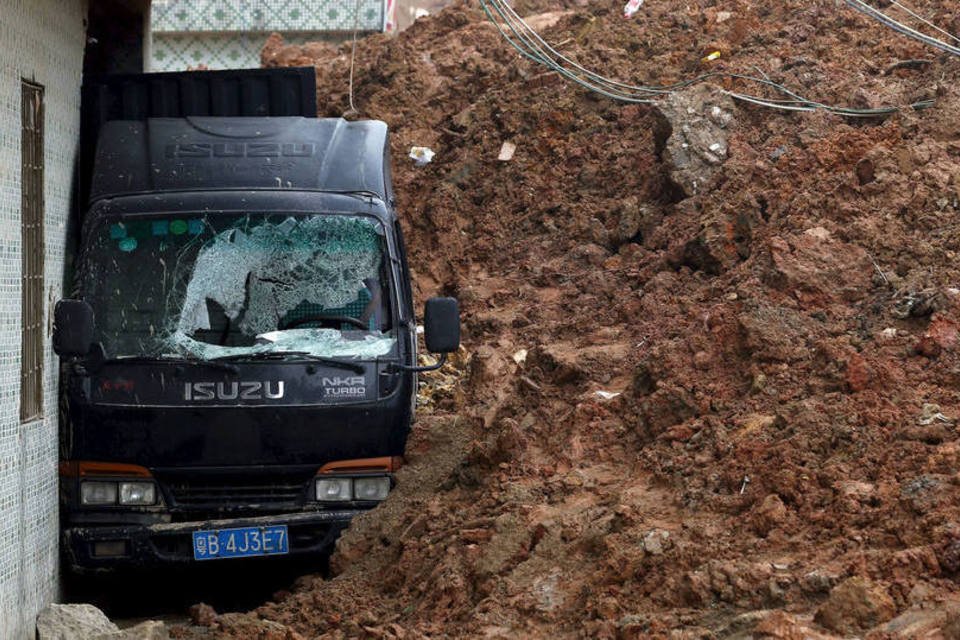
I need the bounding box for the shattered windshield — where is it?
[83,213,396,360]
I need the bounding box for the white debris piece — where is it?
[623,0,644,18]
[498,141,517,162]
[512,348,528,364]
[919,403,955,426]
[594,390,621,401]
[409,146,435,166]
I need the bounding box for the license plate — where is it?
[192,525,289,561]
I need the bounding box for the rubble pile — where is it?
[180,0,960,636]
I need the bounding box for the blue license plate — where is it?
[192,525,288,561]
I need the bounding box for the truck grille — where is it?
[159,473,311,509]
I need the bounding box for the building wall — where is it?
[0,1,88,638]
[149,0,386,71]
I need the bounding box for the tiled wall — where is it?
[152,32,342,71]
[150,0,386,71]
[0,0,88,638]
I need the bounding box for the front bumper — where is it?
[63,509,363,574]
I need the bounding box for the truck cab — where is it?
[55,72,458,572]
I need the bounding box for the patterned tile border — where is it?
[151,0,385,34]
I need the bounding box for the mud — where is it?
[174,0,960,637]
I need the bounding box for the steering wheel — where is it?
[279,315,368,330]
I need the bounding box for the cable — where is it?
[478,0,934,115]
[343,0,362,117]
[887,0,960,46]
[841,0,960,56]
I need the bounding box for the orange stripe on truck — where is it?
[59,461,153,478]
[317,456,403,474]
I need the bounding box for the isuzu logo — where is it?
[184,381,284,401]
[321,376,366,398]
[165,142,316,159]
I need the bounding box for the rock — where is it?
[943,608,960,639]
[874,607,950,638]
[95,621,169,640]
[460,527,494,543]
[735,414,779,439]
[642,529,670,555]
[835,480,876,500]
[529,343,585,384]
[845,352,872,392]
[924,315,958,352]
[915,335,943,358]
[656,84,737,197]
[937,537,960,574]
[738,304,816,363]
[188,603,218,627]
[638,383,697,435]
[751,494,788,536]
[813,576,896,634]
[692,350,711,369]
[37,603,119,640]
[765,233,873,306]
[751,610,835,639]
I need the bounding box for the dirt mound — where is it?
[176,0,960,637]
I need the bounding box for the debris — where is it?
[769,145,788,161]
[498,141,516,162]
[623,0,644,19]
[188,603,218,627]
[409,146,435,166]
[99,621,169,640]
[866,252,889,285]
[643,529,670,555]
[594,390,621,400]
[814,577,896,634]
[241,3,960,637]
[702,51,721,62]
[884,58,933,75]
[36,603,118,640]
[511,348,528,364]
[918,403,954,426]
[656,84,736,197]
[879,327,898,341]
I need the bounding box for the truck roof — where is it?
[90,117,393,204]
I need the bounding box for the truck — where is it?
[53,68,459,572]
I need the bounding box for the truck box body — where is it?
[58,70,430,572]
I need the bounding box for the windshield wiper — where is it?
[103,355,238,373]
[210,351,365,373]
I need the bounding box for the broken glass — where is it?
[83,213,397,360]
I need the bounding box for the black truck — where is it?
[54,68,458,572]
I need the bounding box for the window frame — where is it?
[20,79,44,423]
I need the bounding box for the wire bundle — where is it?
[844,0,960,56]
[477,0,938,116]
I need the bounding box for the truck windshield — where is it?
[82,213,396,360]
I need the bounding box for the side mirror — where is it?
[424,297,460,354]
[53,300,95,358]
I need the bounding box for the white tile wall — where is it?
[0,0,88,638]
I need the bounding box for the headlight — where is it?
[81,481,118,505]
[316,478,353,502]
[353,477,391,501]
[119,482,156,506]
